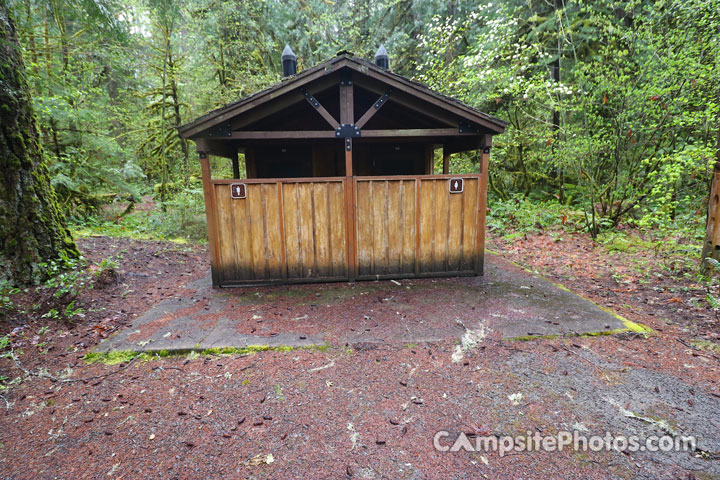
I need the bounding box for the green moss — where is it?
[594,303,654,336]
[508,322,653,342]
[690,339,720,353]
[84,350,150,365]
[84,342,329,365]
[200,345,283,356]
[507,311,653,341]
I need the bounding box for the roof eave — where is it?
[179,53,507,138]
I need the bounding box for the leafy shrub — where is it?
[0,280,21,316]
[72,186,207,243]
[37,254,120,321]
[487,195,584,237]
[148,187,207,242]
[40,256,92,300]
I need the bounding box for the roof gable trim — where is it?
[179,55,506,139]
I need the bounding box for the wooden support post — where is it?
[245,147,257,178]
[424,145,434,174]
[340,71,354,124]
[277,180,288,281]
[442,146,450,174]
[344,140,356,281]
[702,130,720,269]
[339,71,357,281]
[475,135,492,275]
[232,151,240,179]
[196,141,221,287]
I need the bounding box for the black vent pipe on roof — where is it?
[281,44,297,76]
[374,44,389,69]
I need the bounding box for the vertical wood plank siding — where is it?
[355,178,417,277]
[210,174,483,285]
[213,179,347,284]
[355,176,480,280]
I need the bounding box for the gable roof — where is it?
[178,52,507,139]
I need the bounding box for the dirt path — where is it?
[0,235,718,479]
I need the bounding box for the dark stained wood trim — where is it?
[197,139,240,159]
[228,91,302,131]
[245,147,257,178]
[211,176,345,185]
[219,131,337,140]
[352,61,505,133]
[362,129,476,138]
[217,269,479,287]
[301,88,339,128]
[181,63,340,138]
[424,145,434,174]
[217,275,351,287]
[211,174,481,185]
[229,75,341,131]
[352,76,459,128]
[232,151,240,179]
[212,128,481,141]
[340,77,354,125]
[357,270,476,281]
[355,174,480,181]
[181,55,506,139]
[355,90,392,129]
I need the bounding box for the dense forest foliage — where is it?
[6,0,720,247]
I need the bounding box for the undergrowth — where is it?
[71,187,207,244]
[487,194,709,286]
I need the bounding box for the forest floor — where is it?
[0,232,719,479]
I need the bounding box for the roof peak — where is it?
[179,52,507,137]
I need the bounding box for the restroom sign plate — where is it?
[449,178,464,193]
[230,183,246,199]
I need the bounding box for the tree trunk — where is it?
[0,4,79,286]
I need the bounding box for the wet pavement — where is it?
[97,254,646,354]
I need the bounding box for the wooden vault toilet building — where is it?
[179,51,506,287]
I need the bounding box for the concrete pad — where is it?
[95,253,646,354]
[474,254,643,339]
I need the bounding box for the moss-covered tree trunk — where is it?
[0,3,79,285]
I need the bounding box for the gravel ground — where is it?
[0,235,718,479]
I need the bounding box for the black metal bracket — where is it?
[337,123,361,151]
[300,88,320,108]
[207,122,232,137]
[482,146,491,154]
[374,89,393,109]
[335,123,361,138]
[340,69,352,86]
[198,152,207,159]
[458,121,479,134]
